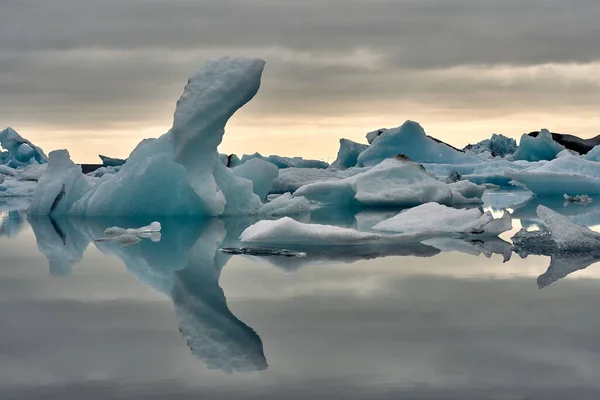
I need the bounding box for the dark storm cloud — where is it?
[0,0,599,131]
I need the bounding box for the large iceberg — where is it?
[0,127,48,168]
[512,129,566,162]
[294,157,485,208]
[356,121,481,166]
[330,139,368,170]
[29,58,269,216]
[528,130,600,155]
[463,134,517,158]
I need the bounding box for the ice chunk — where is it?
[240,152,328,169]
[584,145,600,162]
[295,157,479,208]
[0,127,48,168]
[240,217,419,246]
[357,121,481,166]
[507,152,600,196]
[372,203,512,237]
[232,158,279,200]
[28,150,93,215]
[103,221,162,237]
[448,180,487,202]
[512,129,566,161]
[330,138,368,170]
[99,154,127,167]
[463,134,517,158]
[563,194,593,205]
[423,160,533,187]
[87,166,120,178]
[257,192,311,216]
[536,205,600,251]
[17,164,48,181]
[0,179,37,197]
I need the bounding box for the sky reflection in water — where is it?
[2,191,600,399]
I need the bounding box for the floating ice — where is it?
[535,205,600,251]
[357,121,481,166]
[270,167,366,194]
[512,129,566,162]
[240,153,328,169]
[0,127,48,168]
[295,157,483,208]
[372,202,512,237]
[257,192,311,216]
[330,138,368,170]
[232,158,279,200]
[103,221,162,237]
[423,160,532,187]
[507,152,600,196]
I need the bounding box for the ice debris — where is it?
[563,194,593,205]
[240,153,328,169]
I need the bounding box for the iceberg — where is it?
[257,192,311,216]
[103,221,161,237]
[330,138,368,170]
[240,153,328,169]
[99,154,127,167]
[463,134,517,158]
[529,205,600,251]
[528,130,600,155]
[0,127,48,168]
[232,158,279,200]
[507,152,600,196]
[295,157,483,208]
[372,202,512,237]
[356,121,481,166]
[512,129,566,161]
[29,57,270,216]
[366,128,388,144]
[270,167,366,194]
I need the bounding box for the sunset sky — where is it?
[1,0,599,163]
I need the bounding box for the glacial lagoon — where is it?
[2,190,600,399]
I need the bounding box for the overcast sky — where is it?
[1,0,600,162]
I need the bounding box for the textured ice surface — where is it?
[464,134,517,158]
[372,202,512,237]
[366,128,388,144]
[103,221,162,237]
[536,205,600,251]
[295,158,483,208]
[240,153,328,169]
[563,194,593,205]
[357,121,481,166]
[271,167,367,194]
[512,129,566,162]
[330,139,368,170]
[507,152,600,196]
[0,127,48,168]
[232,158,278,200]
[423,160,532,187]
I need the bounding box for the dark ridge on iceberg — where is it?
[528,131,600,154]
[427,135,466,153]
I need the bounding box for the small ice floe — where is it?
[95,221,162,245]
[219,247,307,257]
[563,194,593,206]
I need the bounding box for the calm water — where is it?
[2,191,600,399]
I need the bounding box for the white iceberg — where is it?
[512,129,566,162]
[295,157,483,208]
[535,205,600,251]
[103,221,162,237]
[356,121,481,166]
[372,202,512,237]
[330,138,368,170]
[232,158,278,200]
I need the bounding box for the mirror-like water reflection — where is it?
[3,191,600,398]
